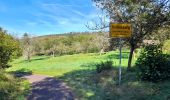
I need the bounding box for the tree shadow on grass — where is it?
[80,62,97,69]
[58,68,127,100]
[9,68,32,77]
[106,53,129,59]
[57,66,170,100]
[16,56,50,64]
[27,77,74,100]
[58,69,98,99]
[30,56,50,61]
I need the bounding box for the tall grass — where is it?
[0,70,30,100]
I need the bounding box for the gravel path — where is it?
[23,74,75,100]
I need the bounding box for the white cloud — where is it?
[24,1,106,33]
[42,3,90,8]
[26,22,38,26]
[71,10,86,17]
[0,0,107,36]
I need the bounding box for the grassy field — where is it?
[7,50,132,76]
[7,50,170,100]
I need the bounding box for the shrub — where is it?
[0,70,28,100]
[163,40,170,54]
[96,60,113,73]
[136,44,170,82]
[0,28,21,69]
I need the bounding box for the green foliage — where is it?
[59,68,170,100]
[149,26,170,43]
[96,60,113,73]
[163,40,170,54]
[7,50,170,100]
[30,32,108,56]
[136,44,170,82]
[0,28,21,69]
[0,70,29,100]
[92,0,170,69]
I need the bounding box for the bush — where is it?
[0,28,21,69]
[163,40,170,54]
[136,44,170,82]
[0,70,28,100]
[96,60,113,73]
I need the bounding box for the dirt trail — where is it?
[23,74,75,100]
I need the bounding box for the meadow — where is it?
[7,50,170,100]
[7,50,131,76]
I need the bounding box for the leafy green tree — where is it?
[23,32,111,56]
[72,42,83,53]
[149,26,170,43]
[0,28,21,69]
[32,38,43,55]
[92,0,170,69]
[11,39,22,59]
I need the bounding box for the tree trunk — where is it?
[127,46,135,70]
[28,55,30,62]
[52,51,55,57]
[27,52,31,62]
[100,47,104,55]
[27,47,31,62]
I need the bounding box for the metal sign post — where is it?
[109,23,132,85]
[119,38,122,85]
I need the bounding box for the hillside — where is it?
[21,32,110,57]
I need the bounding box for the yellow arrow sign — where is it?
[110,23,132,38]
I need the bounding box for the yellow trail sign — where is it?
[110,23,132,38]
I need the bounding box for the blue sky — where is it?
[0,0,103,36]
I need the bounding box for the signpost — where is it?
[109,23,132,85]
[110,23,132,38]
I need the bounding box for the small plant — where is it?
[96,60,113,73]
[0,70,29,100]
[163,40,170,54]
[136,44,170,82]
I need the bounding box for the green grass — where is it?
[7,50,170,100]
[0,70,31,100]
[7,50,132,76]
[57,69,170,100]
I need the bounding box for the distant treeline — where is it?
[21,32,112,57]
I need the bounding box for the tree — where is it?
[86,13,111,54]
[22,33,32,62]
[0,28,21,69]
[148,25,170,43]
[93,32,109,55]
[92,0,170,69]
